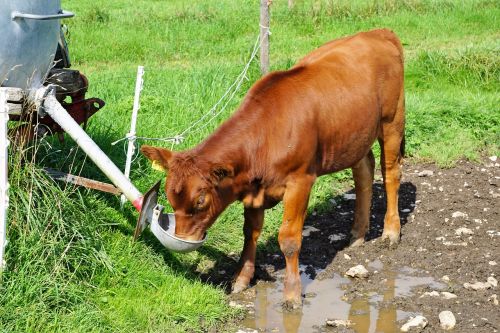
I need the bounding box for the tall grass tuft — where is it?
[414,47,499,90]
[0,133,112,332]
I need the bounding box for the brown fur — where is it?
[141,29,405,305]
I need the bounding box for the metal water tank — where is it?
[0,0,73,90]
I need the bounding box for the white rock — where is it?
[343,193,356,200]
[418,170,434,177]
[302,225,320,237]
[343,253,351,260]
[489,261,497,266]
[439,311,456,330]
[487,276,498,287]
[328,233,346,243]
[401,208,411,213]
[441,292,458,299]
[236,329,258,333]
[401,315,428,332]
[442,275,450,282]
[452,211,468,218]
[455,227,474,236]
[229,301,245,309]
[486,230,500,237]
[488,294,498,306]
[489,155,497,162]
[325,319,352,327]
[345,265,369,279]
[443,241,468,246]
[420,291,440,298]
[463,281,492,290]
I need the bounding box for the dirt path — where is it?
[228,157,499,333]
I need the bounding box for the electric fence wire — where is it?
[111,27,270,148]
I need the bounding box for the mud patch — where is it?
[232,264,447,332]
[228,158,499,332]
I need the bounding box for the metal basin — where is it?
[134,181,207,253]
[151,213,207,253]
[0,0,74,89]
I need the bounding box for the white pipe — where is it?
[39,87,144,211]
[0,89,10,270]
[121,66,144,206]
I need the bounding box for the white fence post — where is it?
[121,66,144,207]
[260,0,270,75]
[0,89,10,270]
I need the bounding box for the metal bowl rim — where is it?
[164,213,207,245]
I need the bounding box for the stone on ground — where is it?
[325,319,352,327]
[487,276,498,287]
[439,311,456,330]
[418,170,434,177]
[345,265,369,278]
[400,315,428,332]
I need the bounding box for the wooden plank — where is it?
[43,168,123,195]
[6,103,22,116]
[0,87,24,103]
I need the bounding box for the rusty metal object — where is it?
[43,168,122,195]
[9,68,105,144]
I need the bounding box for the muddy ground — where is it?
[207,157,499,333]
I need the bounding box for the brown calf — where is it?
[141,29,405,306]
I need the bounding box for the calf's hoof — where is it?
[231,280,249,294]
[381,230,400,248]
[349,236,365,247]
[283,279,302,309]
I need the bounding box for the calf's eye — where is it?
[196,193,205,207]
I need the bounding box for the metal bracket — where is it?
[134,180,163,240]
[35,85,57,118]
[11,10,75,21]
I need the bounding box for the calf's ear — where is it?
[140,145,173,172]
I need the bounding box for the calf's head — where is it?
[141,145,234,241]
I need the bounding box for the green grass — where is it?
[1,0,499,332]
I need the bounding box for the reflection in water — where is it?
[238,265,443,332]
[241,268,349,333]
[348,271,398,333]
[376,272,397,332]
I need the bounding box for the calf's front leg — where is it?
[232,207,264,293]
[278,175,314,307]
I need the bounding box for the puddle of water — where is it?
[237,265,443,333]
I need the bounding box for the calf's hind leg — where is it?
[350,150,375,247]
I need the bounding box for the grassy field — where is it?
[1,0,498,332]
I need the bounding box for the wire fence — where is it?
[111,27,270,151]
